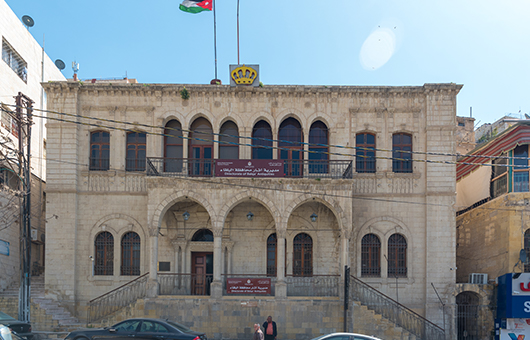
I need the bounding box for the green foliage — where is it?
[259,82,264,88]
[180,87,190,100]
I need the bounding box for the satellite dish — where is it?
[22,15,34,28]
[520,249,528,264]
[55,59,66,70]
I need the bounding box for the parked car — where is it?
[64,318,207,340]
[0,312,32,340]
[0,325,25,340]
[310,332,382,340]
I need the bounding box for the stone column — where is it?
[183,131,189,159]
[339,229,351,300]
[275,224,287,298]
[303,127,309,177]
[147,227,159,297]
[210,223,224,298]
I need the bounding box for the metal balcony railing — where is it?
[285,275,340,297]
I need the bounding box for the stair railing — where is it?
[350,275,445,340]
[87,273,149,323]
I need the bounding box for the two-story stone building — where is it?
[42,80,461,339]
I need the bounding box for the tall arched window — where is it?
[392,133,413,173]
[189,118,214,176]
[356,133,376,173]
[192,229,214,242]
[388,234,407,277]
[267,233,277,276]
[90,131,110,170]
[252,120,273,160]
[309,121,328,174]
[126,132,146,171]
[121,232,140,276]
[293,233,312,276]
[219,121,239,159]
[524,229,530,273]
[95,232,113,275]
[279,118,303,177]
[164,120,183,172]
[361,234,380,277]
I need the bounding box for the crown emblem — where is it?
[231,65,257,85]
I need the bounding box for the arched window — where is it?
[356,133,376,173]
[309,121,328,174]
[189,118,213,176]
[293,233,312,276]
[456,292,481,339]
[392,133,412,173]
[95,232,113,275]
[267,233,277,277]
[252,120,273,160]
[388,234,407,277]
[90,131,110,170]
[219,121,239,159]
[513,145,529,192]
[164,120,183,172]
[279,118,303,177]
[524,229,530,273]
[192,229,214,242]
[121,232,140,276]
[361,234,380,277]
[126,132,146,171]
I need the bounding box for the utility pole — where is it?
[15,92,33,323]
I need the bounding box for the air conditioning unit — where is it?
[30,228,38,241]
[469,273,488,284]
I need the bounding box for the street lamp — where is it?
[247,211,254,221]
[310,213,318,222]
[183,211,190,221]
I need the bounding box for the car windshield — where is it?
[166,321,191,333]
[0,313,16,322]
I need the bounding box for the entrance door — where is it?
[190,146,212,176]
[191,252,213,295]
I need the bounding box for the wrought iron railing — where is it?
[285,275,340,297]
[146,158,353,179]
[350,275,445,340]
[491,173,508,198]
[87,273,149,323]
[159,273,213,296]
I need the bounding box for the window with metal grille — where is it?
[293,233,312,276]
[2,38,27,83]
[361,234,381,277]
[121,232,140,276]
[219,121,239,159]
[267,233,277,276]
[356,133,376,173]
[164,120,183,172]
[392,133,412,173]
[252,120,273,159]
[490,153,508,198]
[279,118,303,177]
[456,291,481,340]
[90,131,110,170]
[192,229,213,242]
[524,229,530,273]
[309,121,329,174]
[94,232,113,275]
[514,145,529,192]
[387,233,407,277]
[126,132,146,171]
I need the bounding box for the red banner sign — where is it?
[226,278,271,295]
[215,160,284,177]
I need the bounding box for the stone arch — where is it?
[307,114,333,131]
[160,114,185,127]
[218,116,245,133]
[185,110,214,130]
[149,190,216,235]
[91,213,144,239]
[283,194,348,232]
[356,216,413,250]
[276,108,307,128]
[218,191,280,226]
[250,115,274,130]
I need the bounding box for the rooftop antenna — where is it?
[72,61,80,81]
[22,15,34,29]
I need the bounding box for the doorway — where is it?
[191,252,213,295]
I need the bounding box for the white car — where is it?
[311,332,382,340]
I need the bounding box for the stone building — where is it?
[42,80,461,339]
[0,0,65,291]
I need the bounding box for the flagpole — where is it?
[237,0,240,65]
[213,0,218,80]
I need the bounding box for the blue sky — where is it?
[5,0,530,126]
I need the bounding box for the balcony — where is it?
[146,158,353,179]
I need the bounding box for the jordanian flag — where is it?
[180,0,212,13]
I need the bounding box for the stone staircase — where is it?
[0,276,82,332]
[351,303,417,340]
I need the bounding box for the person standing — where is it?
[253,324,264,340]
[262,316,277,340]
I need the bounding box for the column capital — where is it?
[148,227,159,237]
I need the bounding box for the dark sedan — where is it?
[0,312,32,340]
[64,318,207,340]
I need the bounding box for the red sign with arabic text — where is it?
[226,278,271,295]
[215,160,284,178]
